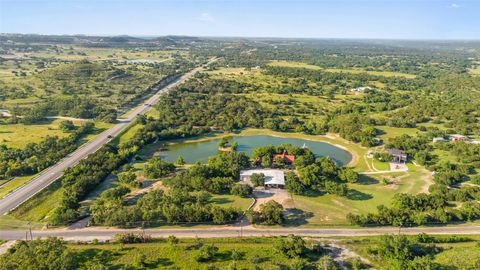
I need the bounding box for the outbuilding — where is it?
[450,134,468,142]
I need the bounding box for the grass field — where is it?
[65,237,331,269]
[268,60,417,78]
[468,66,480,75]
[210,194,253,211]
[376,125,419,141]
[0,119,113,149]
[36,235,477,269]
[268,60,322,70]
[6,180,63,226]
[344,234,480,269]
[372,158,390,171]
[285,165,431,227]
[0,120,69,148]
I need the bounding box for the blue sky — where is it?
[0,0,478,39]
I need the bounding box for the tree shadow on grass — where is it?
[346,189,373,201]
[145,258,174,268]
[76,248,120,268]
[210,197,234,205]
[300,189,325,197]
[358,175,379,185]
[282,208,314,227]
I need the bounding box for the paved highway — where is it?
[1,225,479,241]
[0,60,215,216]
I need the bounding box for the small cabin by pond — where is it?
[387,148,407,163]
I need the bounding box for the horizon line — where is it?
[1,32,480,42]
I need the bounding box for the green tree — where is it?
[250,173,265,187]
[274,234,306,258]
[167,235,179,246]
[231,183,253,197]
[176,155,186,165]
[0,237,77,270]
[59,120,76,132]
[195,244,219,262]
[259,200,284,225]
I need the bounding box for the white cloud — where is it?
[198,12,214,22]
[450,3,461,8]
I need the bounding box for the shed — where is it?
[451,134,468,142]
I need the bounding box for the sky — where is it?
[0,0,479,40]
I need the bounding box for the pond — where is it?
[158,135,352,165]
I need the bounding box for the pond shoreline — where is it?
[153,129,357,166]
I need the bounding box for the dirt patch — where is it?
[253,189,292,210]
[418,168,434,194]
[331,199,347,208]
[124,180,168,202]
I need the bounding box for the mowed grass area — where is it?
[210,194,253,211]
[376,125,419,141]
[372,158,390,171]
[268,60,417,78]
[285,165,432,227]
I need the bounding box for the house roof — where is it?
[240,169,285,186]
[387,148,407,157]
[273,153,295,163]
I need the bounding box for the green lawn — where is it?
[372,158,390,171]
[210,194,253,211]
[285,165,431,227]
[376,125,419,141]
[267,60,416,78]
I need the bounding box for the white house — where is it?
[239,169,285,188]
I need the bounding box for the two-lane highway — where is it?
[0,60,215,215]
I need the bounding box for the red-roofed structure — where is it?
[273,151,295,164]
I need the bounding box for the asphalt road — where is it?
[0,61,214,216]
[1,225,479,241]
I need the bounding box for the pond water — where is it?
[158,135,352,165]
